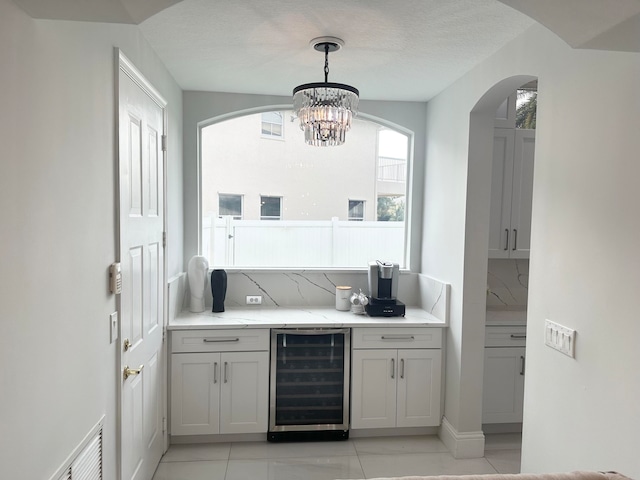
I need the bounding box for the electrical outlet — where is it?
[246,295,262,305]
[110,312,118,344]
[544,319,576,358]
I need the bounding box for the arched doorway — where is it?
[456,75,538,456]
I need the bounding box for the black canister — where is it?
[211,269,227,312]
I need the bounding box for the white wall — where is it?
[0,2,183,478]
[183,92,427,272]
[423,23,640,475]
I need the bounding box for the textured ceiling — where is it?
[137,0,535,101]
[12,0,640,101]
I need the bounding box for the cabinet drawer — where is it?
[352,327,442,349]
[171,329,269,353]
[485,326,527,347]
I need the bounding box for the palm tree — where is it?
[516,90,537,129]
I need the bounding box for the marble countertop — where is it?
[485,308,527,326]
[169,306,446,330]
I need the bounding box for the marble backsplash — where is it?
[182,269,450,323]
[486,259,529,308]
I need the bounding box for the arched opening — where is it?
[459,74,538,454]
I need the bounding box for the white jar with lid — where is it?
[335,286,352,311]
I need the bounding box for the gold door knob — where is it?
[123,365,144,380]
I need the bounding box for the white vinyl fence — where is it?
[202,216,405,268]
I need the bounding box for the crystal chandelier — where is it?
[293,37,359,146]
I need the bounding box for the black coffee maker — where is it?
[365,260,406,317]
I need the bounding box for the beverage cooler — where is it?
[268,328,350,441]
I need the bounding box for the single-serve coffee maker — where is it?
[365,260,406,317]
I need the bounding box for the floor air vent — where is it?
[51,416,104,480]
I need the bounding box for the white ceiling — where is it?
[12,0,640,101]
[136,0,534,101]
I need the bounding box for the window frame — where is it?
[218,193,243,220]
[348,199,365,221]
[260,195,282,220]
[260,111,285,139]
[198,106,416,271]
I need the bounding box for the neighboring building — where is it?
[201,110,407,222]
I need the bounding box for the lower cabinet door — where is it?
[219,351,269,434]
[351,349,397,429]
[482,346,525,423]
[171,352,221,436]
[396,349,442,428]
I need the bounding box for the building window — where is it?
[348,200,365,221]
[261,112,284,138]
[260,196,282,220]
[219,194,242,219]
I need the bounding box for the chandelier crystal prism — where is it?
[293,37,359,146]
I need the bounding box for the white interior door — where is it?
[118,52,167,480]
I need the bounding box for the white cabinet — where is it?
[482,326,526,424]
[489,128,535,259]
[170,329,269,436]
[351,328,442,429]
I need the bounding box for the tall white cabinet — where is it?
[351,328,442,429]
[170,329,269,436]
[489,128,536,259]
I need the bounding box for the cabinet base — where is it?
[267,430,349,442]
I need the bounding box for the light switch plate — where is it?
[544,319,575,358]
[110,312,118,344]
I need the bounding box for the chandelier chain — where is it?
[324,43,329,83]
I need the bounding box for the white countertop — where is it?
[169,306,446,330]
[485,308,527,326]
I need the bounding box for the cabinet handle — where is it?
[224,362,229,383]
[512,229,518,251]
[400,358,405,379]
[203,338,240,343]
[213,362,218,384]
[390,358,395,379]
[520,355,525,376]
[504,229,509,250]
[510,334,526,339]
[381,335,414,341]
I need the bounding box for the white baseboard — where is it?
[350,426,439,438]
[438,416,485,459]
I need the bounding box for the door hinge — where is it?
[162,231,167,248]
[162,417,167,434]
[161,135,167,152]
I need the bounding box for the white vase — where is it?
[187,255,209,313]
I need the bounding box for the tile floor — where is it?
[152,433,521,480]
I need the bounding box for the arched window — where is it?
[201,109,411,268]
